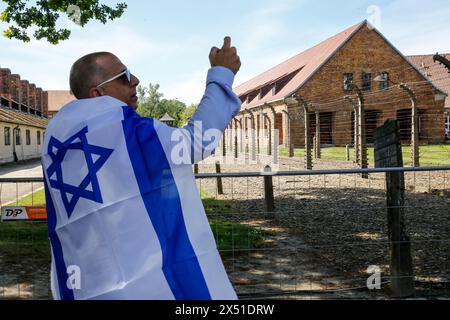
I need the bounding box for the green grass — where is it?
[0,189,49,259]
[209,219,267,252]
[200,189,233,214]
[0,221,50,260]
[277,144,450,166]
[200,189,269,253]
[0,188,268,259]
[277,147,304,158]
[11,188,46,206]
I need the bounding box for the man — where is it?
[41,37,241,300]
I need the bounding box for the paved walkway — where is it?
[0,159,43,206]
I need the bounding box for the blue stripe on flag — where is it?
[121,107,211,300]
[44,176,74,300]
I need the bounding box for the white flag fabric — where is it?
[41,67,241,300]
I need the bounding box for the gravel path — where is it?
[197,153,450,299]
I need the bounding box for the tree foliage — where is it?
[1,0,127,44]
[137,83,197,128]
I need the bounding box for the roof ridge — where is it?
[235,20,366,91]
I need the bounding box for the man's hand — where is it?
[209,36,241,75]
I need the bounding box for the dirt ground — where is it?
[197,153,450,299]
[1,154,449,300]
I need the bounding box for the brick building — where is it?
[0,67,48,163]
[229,20,447,155]
[407,54,450,139]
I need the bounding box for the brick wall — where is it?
[29,83,36,111]
[21,80,30,107]
[10,74,21,106]
[36,87,43,115]
[0,69,49,120]
[286,24,445,147]
[42,91,48,117]
[0,68,11,97]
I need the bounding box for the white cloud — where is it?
[162,69,209,105]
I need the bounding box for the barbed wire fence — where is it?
[0,59,449,300]
[0,165,449,299]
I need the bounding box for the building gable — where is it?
[236,20,445,110]
[235,21,366,109]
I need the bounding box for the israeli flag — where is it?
[41,67,241,300]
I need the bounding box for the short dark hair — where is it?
[69,52,113,99]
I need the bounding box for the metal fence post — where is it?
[234,135,238,159]
[386,169,415,297]
[263,165,275,215]
[374,119,415,298]
[216,162,224,195]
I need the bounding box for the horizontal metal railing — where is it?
[3,166,447,182]
[1,165,449,300]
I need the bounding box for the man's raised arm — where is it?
[181,36,242,163]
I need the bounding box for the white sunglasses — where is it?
[96,68,131,87]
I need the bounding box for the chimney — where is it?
[0,68,12,107]
[21,80,30,113]
[42,91,48,118]
[10,74,21,109]
[29,83,36,114]
[36,87,43,116]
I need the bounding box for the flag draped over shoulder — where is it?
[41,67,241,300]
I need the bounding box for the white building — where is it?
[0,108,47,163]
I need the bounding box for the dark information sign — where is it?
[374,119,403,168]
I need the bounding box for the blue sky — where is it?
[1,0,450,104]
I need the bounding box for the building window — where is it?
[26,129,31,145]
[343,73,353,91]
[379,72,389,90]
[362,72,372,91]
[15,128,21,146]
[445,114,450,140]
[37,131,41,145]
[4,127,11,146]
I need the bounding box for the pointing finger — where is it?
[222,36,231,49]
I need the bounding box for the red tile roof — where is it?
[234,21,366,109]
[406,54,450,107]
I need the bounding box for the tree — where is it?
[179,103,197,126]
[137,83,188,127]
[136,83,164,118]
[157,99,186,127]
[1,0,127,44]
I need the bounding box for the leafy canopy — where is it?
[1,0,127,44]
[137,83,197,127]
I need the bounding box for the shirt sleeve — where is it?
[153,66,242,165]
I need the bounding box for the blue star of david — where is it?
[46,126,114,218]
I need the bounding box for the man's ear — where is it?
[89,87,103,98]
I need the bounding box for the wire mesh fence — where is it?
[0,164,449,300]
[0,179,50,300]
[195,162,450,299]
